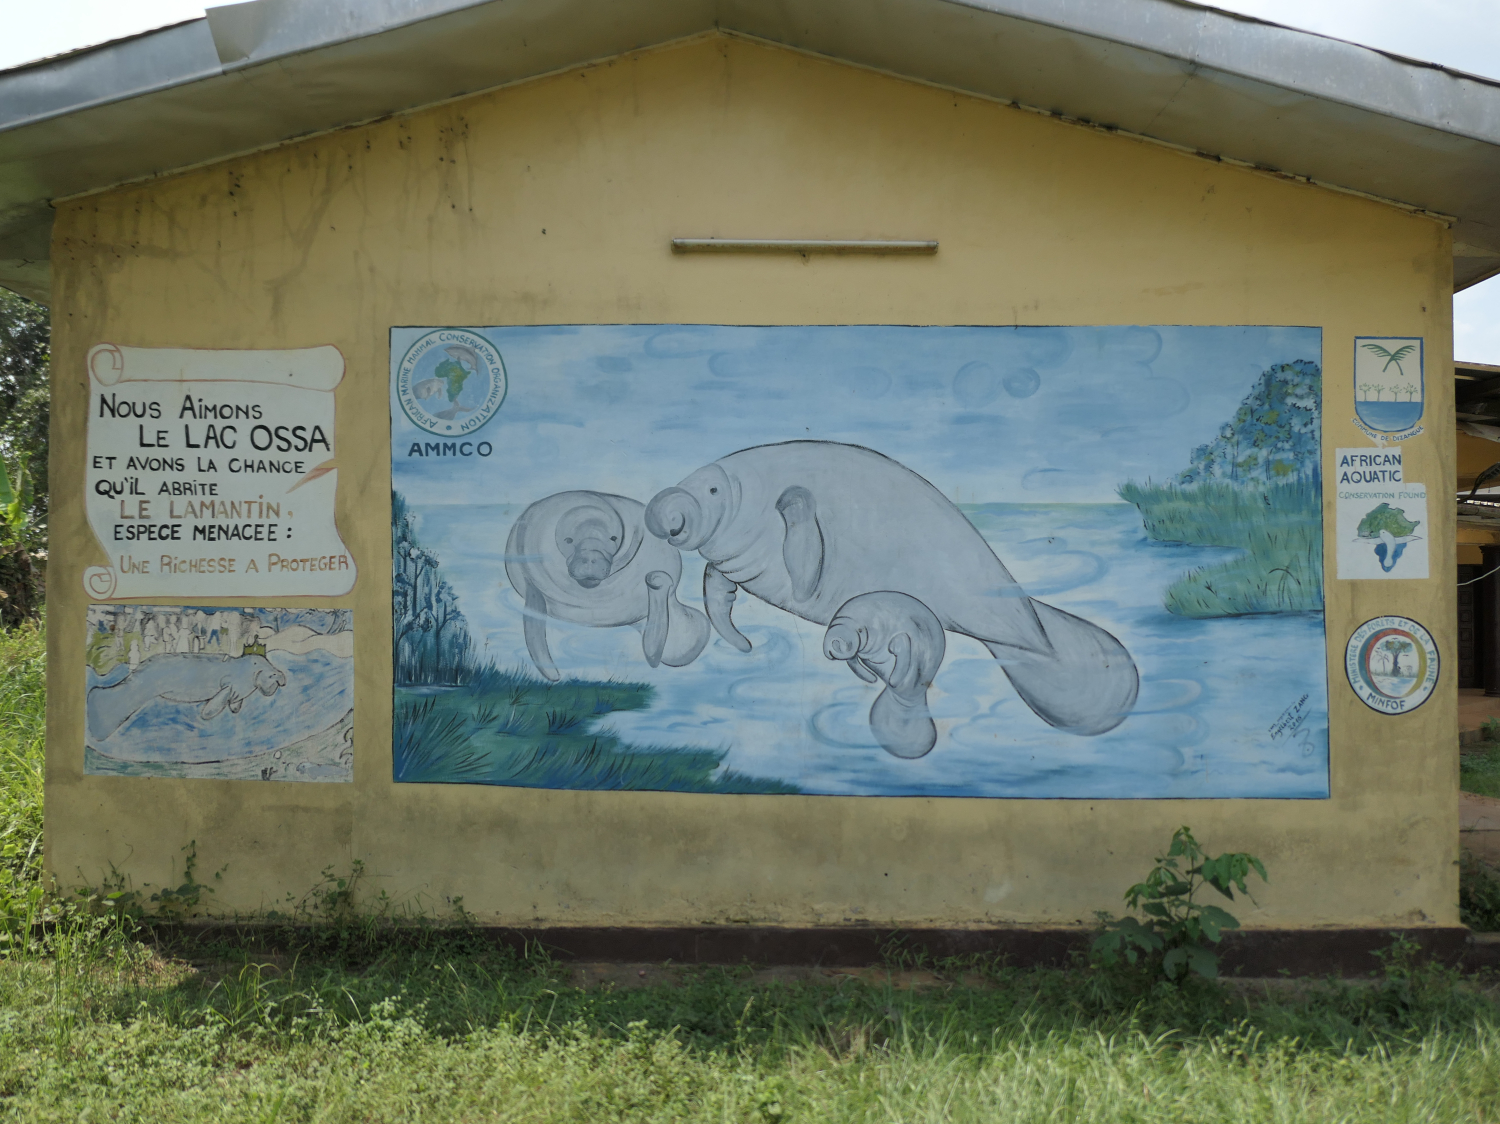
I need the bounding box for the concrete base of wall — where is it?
[168,924,1500,977]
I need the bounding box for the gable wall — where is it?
[45,34,1456,927]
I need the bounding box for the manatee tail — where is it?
[86,680,148,742]
[985,600,1138,736]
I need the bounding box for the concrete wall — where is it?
[45,33,1457,928]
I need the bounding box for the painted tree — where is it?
[1177,360,1322,487]
[392,491,475,685]
[1381,636,1415,678]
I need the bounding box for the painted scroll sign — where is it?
[83,344,356,600]
[84,605,354,781]
[390,325,1328,798]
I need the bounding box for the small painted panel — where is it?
[85,605,353,781]
[1334,447,1428,579]
[391,325,1328,798]
[1345,616,1439,714]
[1353,336,1423,438]
[82,344,356,600]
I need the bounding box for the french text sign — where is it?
[83,344,356,599]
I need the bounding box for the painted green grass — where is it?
[1120,479,1323,617]
[394,665,798,793]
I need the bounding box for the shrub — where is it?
[1093,825,1267,982]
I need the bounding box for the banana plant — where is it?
[0,454,34,543]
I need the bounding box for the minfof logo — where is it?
[396,329,507,436]
[1353,336,1423,437]
[1345,616,1439,714]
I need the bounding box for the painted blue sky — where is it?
[391,324,1321,506]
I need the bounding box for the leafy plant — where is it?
[1460,851,1500,932]
[0,454,32,543]
[1093,826,1267,982]
[73,840,222,923]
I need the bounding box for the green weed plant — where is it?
[0,615,45,946]
[1093,826,1267,981]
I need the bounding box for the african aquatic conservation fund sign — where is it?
[82,344,356,599]
[1334,446,1428,580]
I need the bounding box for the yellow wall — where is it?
[46,34,1458,928]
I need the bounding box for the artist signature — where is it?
[1269,694,1310,741]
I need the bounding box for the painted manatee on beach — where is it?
[505,490,710,681]
[645,440,1139,738]
[86,652,288,742]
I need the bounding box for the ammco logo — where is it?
[396,329,507,436]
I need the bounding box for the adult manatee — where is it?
[86,652,288,742]
[644,441,1137,736]
[505,490,710,681]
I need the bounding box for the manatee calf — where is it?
[824,592,947,758]
[644,440,1138,736]
[87,652,288,742]
[505,490,710,681]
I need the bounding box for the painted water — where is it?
[85,649,354,781]
[411,500,1329,799]
[1355,401,1423,432]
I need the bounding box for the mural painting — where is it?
[85,605,354,781]
[391,325,1327,798]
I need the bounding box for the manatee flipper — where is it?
[886,632,919,694]
[522,580,560,682]
[661,589,711,668]
[847,657,879,684]
[642,571,671,668]
[199,684,234,720]
[989,599,1138,736]
[704,564,752,653]
[869,688,938,759]
[775,485,823,602]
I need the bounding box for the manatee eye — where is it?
[564,537,573,544]
[709,487,718,494]
[610,536,617,541]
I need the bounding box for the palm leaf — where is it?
[1390,344,1416,361]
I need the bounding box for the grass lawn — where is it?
[0,929,1497,1122]
[1463,741,1500,800]
[6,619,1500,1121]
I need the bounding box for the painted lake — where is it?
[409,501,1329,799]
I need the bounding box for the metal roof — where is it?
[3,0,1500,304]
